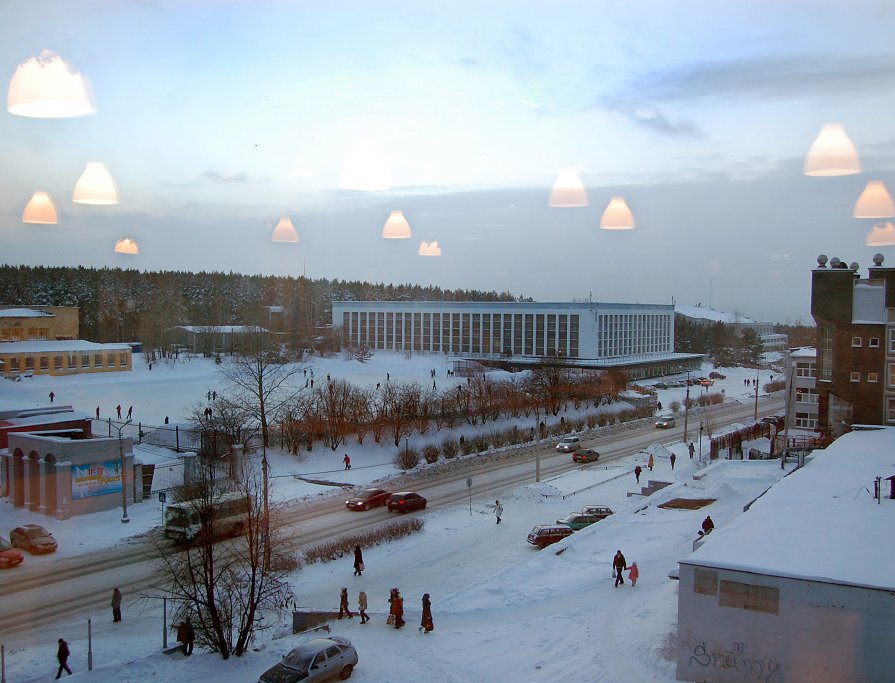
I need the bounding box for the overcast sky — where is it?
[3,0,895,323]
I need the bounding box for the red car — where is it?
[387,491,427,513]
[10,524,58,554]
[0,538,24,568]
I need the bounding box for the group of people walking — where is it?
[337,586,433,633]
[612,550,639,587]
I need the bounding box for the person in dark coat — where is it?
[634,465,642,483]
[419,593,434,633]
[670,453,677,470]
[688,442,695,459]
[701,515,714,535]
[389,588,405,628]
[111,587,122,622]
[338,587,354,619]
[183,618,195,655]
[353,545,364,576]
[55,638,72,678]
[49,391,55,403]
[613,550,628,587]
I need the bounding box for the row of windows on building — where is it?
[0,327,50,341]
[596,314,672,357]
[341,311,583,356]
[3,352,130,373]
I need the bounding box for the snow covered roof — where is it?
[0,307,53,318]
[0,340,131,353]
[675,305,755,324]
[790,347,816,358]
[683,427,895,590]
[169,325,268,334]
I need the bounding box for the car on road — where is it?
[555,437,580,452]
[387,491,427,513]
[571,448,600,463]
[0,537,24,568]
[556,513,603,531]
[699,378,714,387]
[653,382,669,389]
[655,415,676,429]
[579,505,613,520]
[527,524,574,548]
[10,524,57,554]
[709,371,726,379]
[258,635,358,682]
[345,488,389,511]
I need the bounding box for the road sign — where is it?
[158,491,166,503]
[466,477,472,488]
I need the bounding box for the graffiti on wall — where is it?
[688,641,781,681]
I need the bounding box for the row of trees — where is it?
[674,316,764,366]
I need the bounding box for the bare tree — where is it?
[218,329,303,448]
[153,459,295,659]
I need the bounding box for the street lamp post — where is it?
[683,370,691,443]
[116,419,132,524]
[753,365,760,421]
[698,422,704,465]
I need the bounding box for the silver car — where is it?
[258,636,358,682]
[655,416,676,429]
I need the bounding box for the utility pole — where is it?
[683,370,691,443]
[753,365,760,421]
[116,419,133,524]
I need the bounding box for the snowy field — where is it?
[0,352,789,683]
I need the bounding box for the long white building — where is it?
[332,300,701,376]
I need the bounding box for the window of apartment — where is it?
[888,398,895,423]
[869,337,880,348]
[795,362,815,378]
[850,371,861,382]
[795,389,818,404]
[719,580,779,615]
[9,357,19,372]
[889,328,895,353]
[39,356,48,370]
[120,353,129,367]
[868,372,878,383]
[693,568,718,596]
[54,356,63,370]
[25,357,34,371]
[851,336,862,347]
[795,413,819,429]
[93,354,102,367]
[81,355,89,368]
[819,327,833,381]
[108,354,116,367]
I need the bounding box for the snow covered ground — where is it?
[0,352,790,682]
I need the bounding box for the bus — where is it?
[163,491,250,544]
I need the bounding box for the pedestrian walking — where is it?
[433,380,436,389]
[648,454,654,471]
[670,453,677,470]
[338,587,354,619]
[343,454,351,470]
[207,390,211,401]
[49,391,55,403]
[494,499,503,524]
[116,404,122,419]
[628,561,640,586]
[127,405,133,419]
[148,362,152,370]
[111,587,122,622]
[164,416,169,424]
[613,550,628,587]
[358,590,369,624]
[353,545,364,576]
[420,593,434,633]
[183,619,195,655]
[688,442,695,459]
[634,465,642,483]
[212,391,216,401]
[55,638,72,678]
[388,588,405,628]
[96,406,100,419]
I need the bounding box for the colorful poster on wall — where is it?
[71,460,122,499]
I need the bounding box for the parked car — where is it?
[10,524,57,554]
[579,505,613,520]
[258,635,358,682]
[556,513,603,531]
[699,378,714,387]
[653,382,669,389]
[345,488,389,511]
[555,437,580,452]
[655,415,676,429]
[571,448,600,463]
[387,491,427,513]
[0,537,24,568]
[527,524,574,548]
[708,371,726,379]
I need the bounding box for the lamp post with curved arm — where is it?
[116,419,132,524]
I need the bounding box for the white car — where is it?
[555,437,580,452]
[655,416,676,429]
[258,636,358,682]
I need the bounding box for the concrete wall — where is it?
[676,563,895,682]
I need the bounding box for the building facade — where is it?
[0,305,80,341]
[810,254,895,434]
[785,347,819,430]
[166,325,268,355]
[0,340,132,377]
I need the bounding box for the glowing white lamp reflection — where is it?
[418,241,442,256]
[73,162,118,204]
[382,210,411,239]
[599,196,635,230]
[271,218,299,243]
[804,123,860,176]
[548,169,588,207]
[854,181,895,219]
[114,238,140,255]
[22,191,58,224]
[7,50,97,118]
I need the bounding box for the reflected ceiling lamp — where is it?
[7,50,97,118]
[382,210,411,238]
[271,217,299,243]
[418,240,442,256]
[339,138,391,191]
[803,123,860,176]
[22,191,58,224]
[853,181,895,218]
[114,238,140,255]
[866,222,895,247]
[599,196,635,230]
[548,169,589,207]
[73,162,118,204]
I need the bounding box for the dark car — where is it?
[258,635,358,682]
[0,538,24,568]
[556,513,602,531]
[387,491,427,513]
[571,448,600,463]
[10,524,57,554]
[579,505,613,520]
[345,488,389,511]
[527,524,574,548]
[708,371,726,379]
